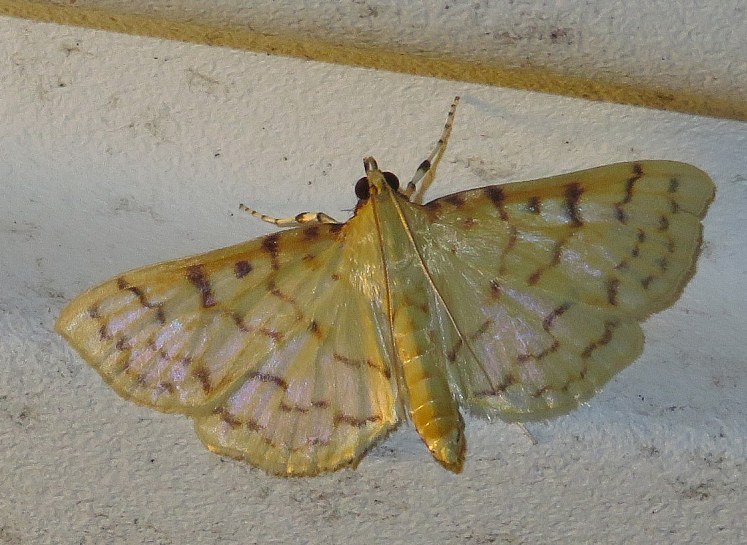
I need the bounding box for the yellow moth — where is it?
[57,98,714,476]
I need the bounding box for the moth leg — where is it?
[239,203,339,226]
[405,96,460,203]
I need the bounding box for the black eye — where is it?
[383,172,399,190]
[355,177,370,200]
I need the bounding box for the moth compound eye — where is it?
[383,172,400,191]
[355,177,370,200]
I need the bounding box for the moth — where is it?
[57,97,714,475]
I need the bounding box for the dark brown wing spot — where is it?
[476,372,519,396]
[564,183,584,226]
[308,320,323,339]
[232,312,251,332]
[127,285,144,299]
[116,356,131,373]
[116,277,128,290]
[506,226,518,251]
[303,226,320,240]
[622,178,635,204]
[445,193,466,207]
[193,366,212,393]
[641,275,655,289]
[262,233,281,270]
[581,320,617,359]
[537,339,560,359]
[155,307,166,323]
[614,204,627,224]
[631,229,646,258]
[501,373,519,389]
[463,217,477,229]
[155,382,176,396]
[244,418,264,433]
[126,285,166,322]
[668,177,679,193]
[599,323,615,346]
[560,365,591,392]
[528,242,564,286]
[522,339,562,363]
[526,196,541,214]
[312,400,330,409]
[99,324,111,340]
[333,352,366,369]
[447,338,463,362]
[531,386,549,398]
[329,223,344,234]
[489,279,502,300]
[658,215,670,231]
[471,319,494,341]
[424,200,442,214]
[186,265,217,308]
[259,327,283,343]
[367,359,391,379]
[214,407,242,428]
[484,186,509,220]
[543,302,571,332]
[234,260,253,278]
[334,352,389,378]
[334,413,382,427]
[268,282,304,320]
[606,277,620,306]
[249,372,288,391]
[88,306,100,319]
[623,163,643,205]
[279,401,308,414]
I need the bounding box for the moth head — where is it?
[355,156,400,200]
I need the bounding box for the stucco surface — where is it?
[0,15,745,545]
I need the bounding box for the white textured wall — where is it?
[23,0,747,102]
[1,12,745,545]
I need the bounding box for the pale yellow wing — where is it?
[57,206,399,476]
[404,161,714,420]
